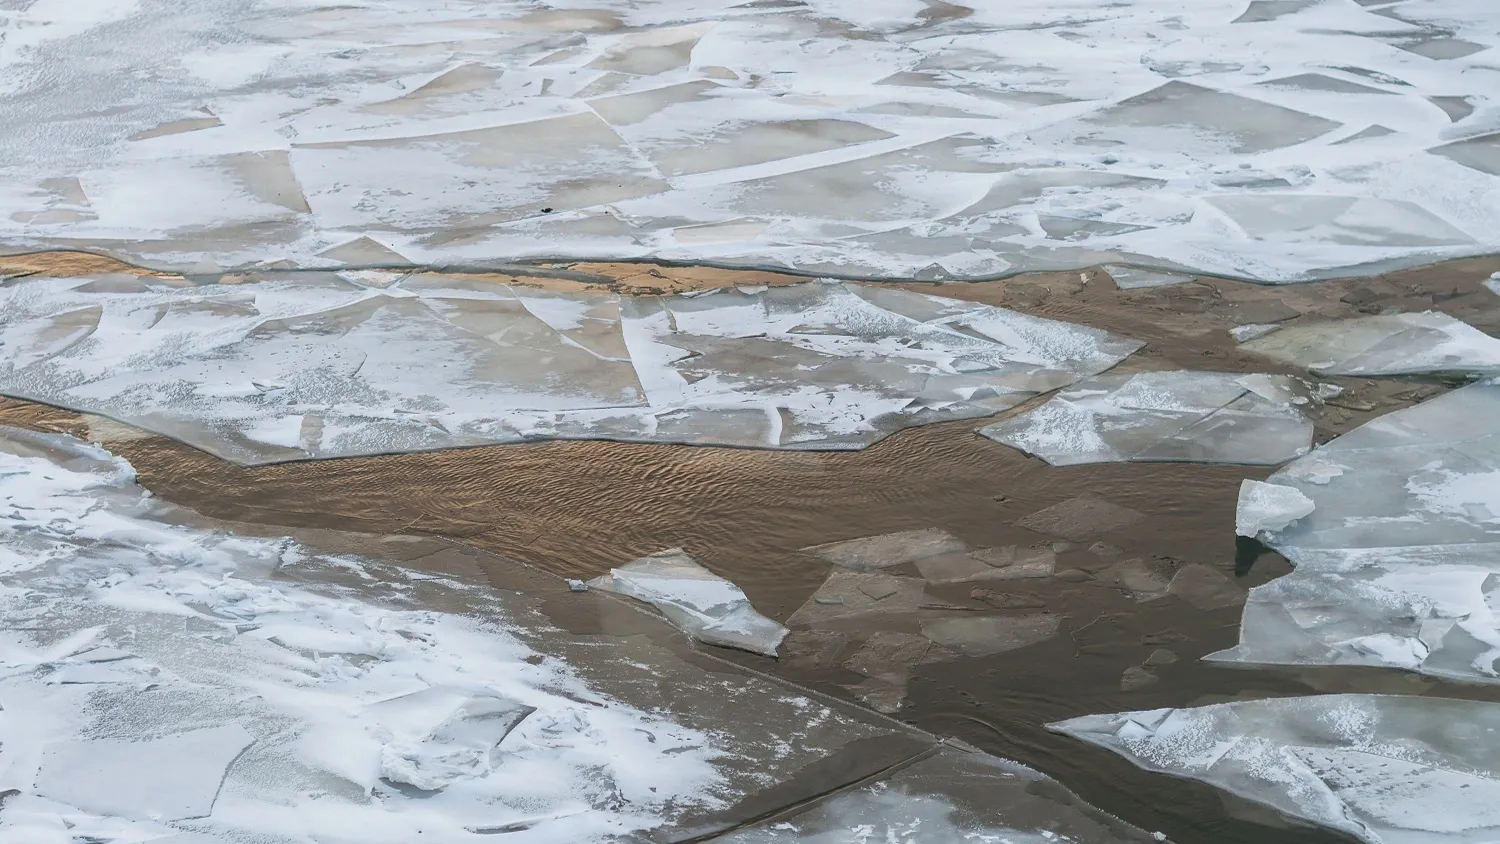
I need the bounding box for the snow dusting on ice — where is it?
[1,0,1498,280]
[0,275,1140,463]
[1051,695,1500,844]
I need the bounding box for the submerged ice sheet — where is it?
[587,548,788,657]
[1052,695,1500,844]
[0,425,1157,844]
[979,371,1316,466]
[2,0,1499,280]
[1214,379,1500,683]
[0,275,1140,463]
[1240,311,1500,377]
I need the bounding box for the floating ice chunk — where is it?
[1235,480,1315,537]
[786,571,928,626]
[801,528,967,572]
[1217,379,1500,682]
[1241,311,1500,377]
[1051,695,1500,844]
[1230,323,1281,342]
[1015,495,1146,541]
[34,725,254,821]
[980,371,1315,466]
[1486,272,1500,297]
[920,614,1061,657]
[588,549,789,657]
[1103,265,1196,290]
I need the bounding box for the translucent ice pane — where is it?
[1241,312,1500,377]
[979,371,1315,467]
[1059,81,1341,154]
[1052,695,1500,844]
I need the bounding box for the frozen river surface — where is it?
[1,0,1498,280]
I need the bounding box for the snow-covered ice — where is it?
[0,274,1141,463]
[1,0,1499,281]
[979,371,1316,466]
[1240,311,1500,377]
[1214,379,1500,683]
[1051,694,1500,844]
[0,424,1158,843]
[587,548,789,657]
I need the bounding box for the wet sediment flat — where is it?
[4,254,1500,843]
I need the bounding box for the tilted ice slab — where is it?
[0,425,1159,844]
[1213,379,1500,683]
[1241,312,1500,377]
[1052,694,1500,844]
[2,0,1500,281]
[979,371,1316,466]
[587,548,789,657]
[0,274,1140,463]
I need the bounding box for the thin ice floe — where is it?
[790,528,1063,712]
[0,275,1141,463]
[0,425,1157,843]
[1051,695,1500,844]
[1240,311,1500,377]
[587,548,788,657]
[1214,379,1500,683]
[979,371,1316,466]
[2,1,1499,280]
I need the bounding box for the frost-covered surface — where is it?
[2,0,1499,281]
[0,274,1140,463]
[1051,695,1500,844]
[0,425,1158,844]
[587,548,788,657]
[1211,380,1500,682]
[1240,311,1500,377]
[979,371,1315,466]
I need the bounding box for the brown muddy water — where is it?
[7,255,1500,844]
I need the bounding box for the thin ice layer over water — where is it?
[1213,379,1500,683]
[979,371,1316,466]
[0,425,1157,843]
[1051,695,1500,844]
[0,275,1141,463]
[1240,311,1500,377]
[587,548,788,657]
[2,0,1499,281]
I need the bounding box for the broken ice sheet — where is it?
[979,371,1315,467]
[0,276,1142,463]
[714,745,1159,844]
[368,686,536,791]
[1241,311,1500,377]
[588,548,789,657]
[801,528,967,572]
[1051,695,1500,844]
[34,725,254,821]
[1216,379,1500,682]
